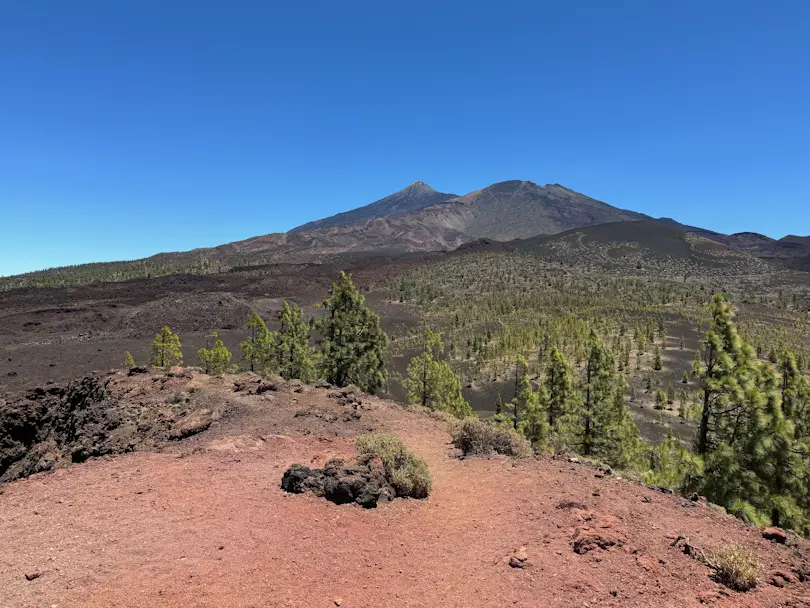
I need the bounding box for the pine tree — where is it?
[403,328,471,418]
[197,331,232,375]
[576,331,614,456]
[780,351,809,422]
[657,317,667,344]
[240,312,272,373]
[693,294,760,455]
[507,355,530,429]
[545,346,575,432]
[404,328,443,407]
[150,326,183,369]
[653,345,663,370]
[274,301,316,382]
[317,272,389,393]
[690,294,807,530]
[493,393,511,426]
[122,351,136,371]
[568,331,639,467]
[519,380,550,451]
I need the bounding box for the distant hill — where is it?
[508,219,769,277]
[781,235,810,247]
[291,181,457,232]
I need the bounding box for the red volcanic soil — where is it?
[2,372,810,608]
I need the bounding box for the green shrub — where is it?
[451,418,532,458]
[356,432,431,498]
[712,543,759,592]
[342,384,363,396]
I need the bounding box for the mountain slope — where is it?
[291,181,457,232]
[510,219,770,276]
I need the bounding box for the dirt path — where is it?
[1,379,809,607]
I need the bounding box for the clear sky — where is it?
[1,1,808,276]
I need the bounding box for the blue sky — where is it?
[1,1,808,276]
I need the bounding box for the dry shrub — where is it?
[356,432,431,499]
[712,543,759,591]
[451,418,532,458]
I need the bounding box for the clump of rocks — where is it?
[281,432,432,508]
[281,459,395,508]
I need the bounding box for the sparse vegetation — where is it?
[240,312,273,373]
[356,432,432,498]
[403,328,472,418]
[711,543,759,592]
[274,301,316,382]
[150,326,183,369]
[122,351,136,371]
[451,418,532,458]
[196,332,232,375]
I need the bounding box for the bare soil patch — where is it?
[1,371,809,607]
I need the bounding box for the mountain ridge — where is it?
[3,180,809,290]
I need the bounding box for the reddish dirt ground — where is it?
[2,374,810,608]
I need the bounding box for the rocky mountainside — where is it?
[291,181,458,232]
[229,181,652,258]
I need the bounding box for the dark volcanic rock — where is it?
[0,375,220,482]
[281,458,394,508]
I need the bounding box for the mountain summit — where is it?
[291,181,457,232]
[414,180,651,241]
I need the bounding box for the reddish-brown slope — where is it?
[1,372,809,608]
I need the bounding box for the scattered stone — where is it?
[334,598,343,606]
[256,380,283,394]
[768,570,798,587]
[232,375,260,392]
[568,457,580,464]
[642,496,652,503]
[696,590,722,604]
[556,500,587,511]
[509,546,530,568]
[25,571,41,581]
[635,554,660,573]
[169,408,213,440]
[572,527,626,554]
[762,527,787,544]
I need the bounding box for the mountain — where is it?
[235,181,652,258]
[6,179,793,292]
[291,181,458,232]
[415,181,650,241]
